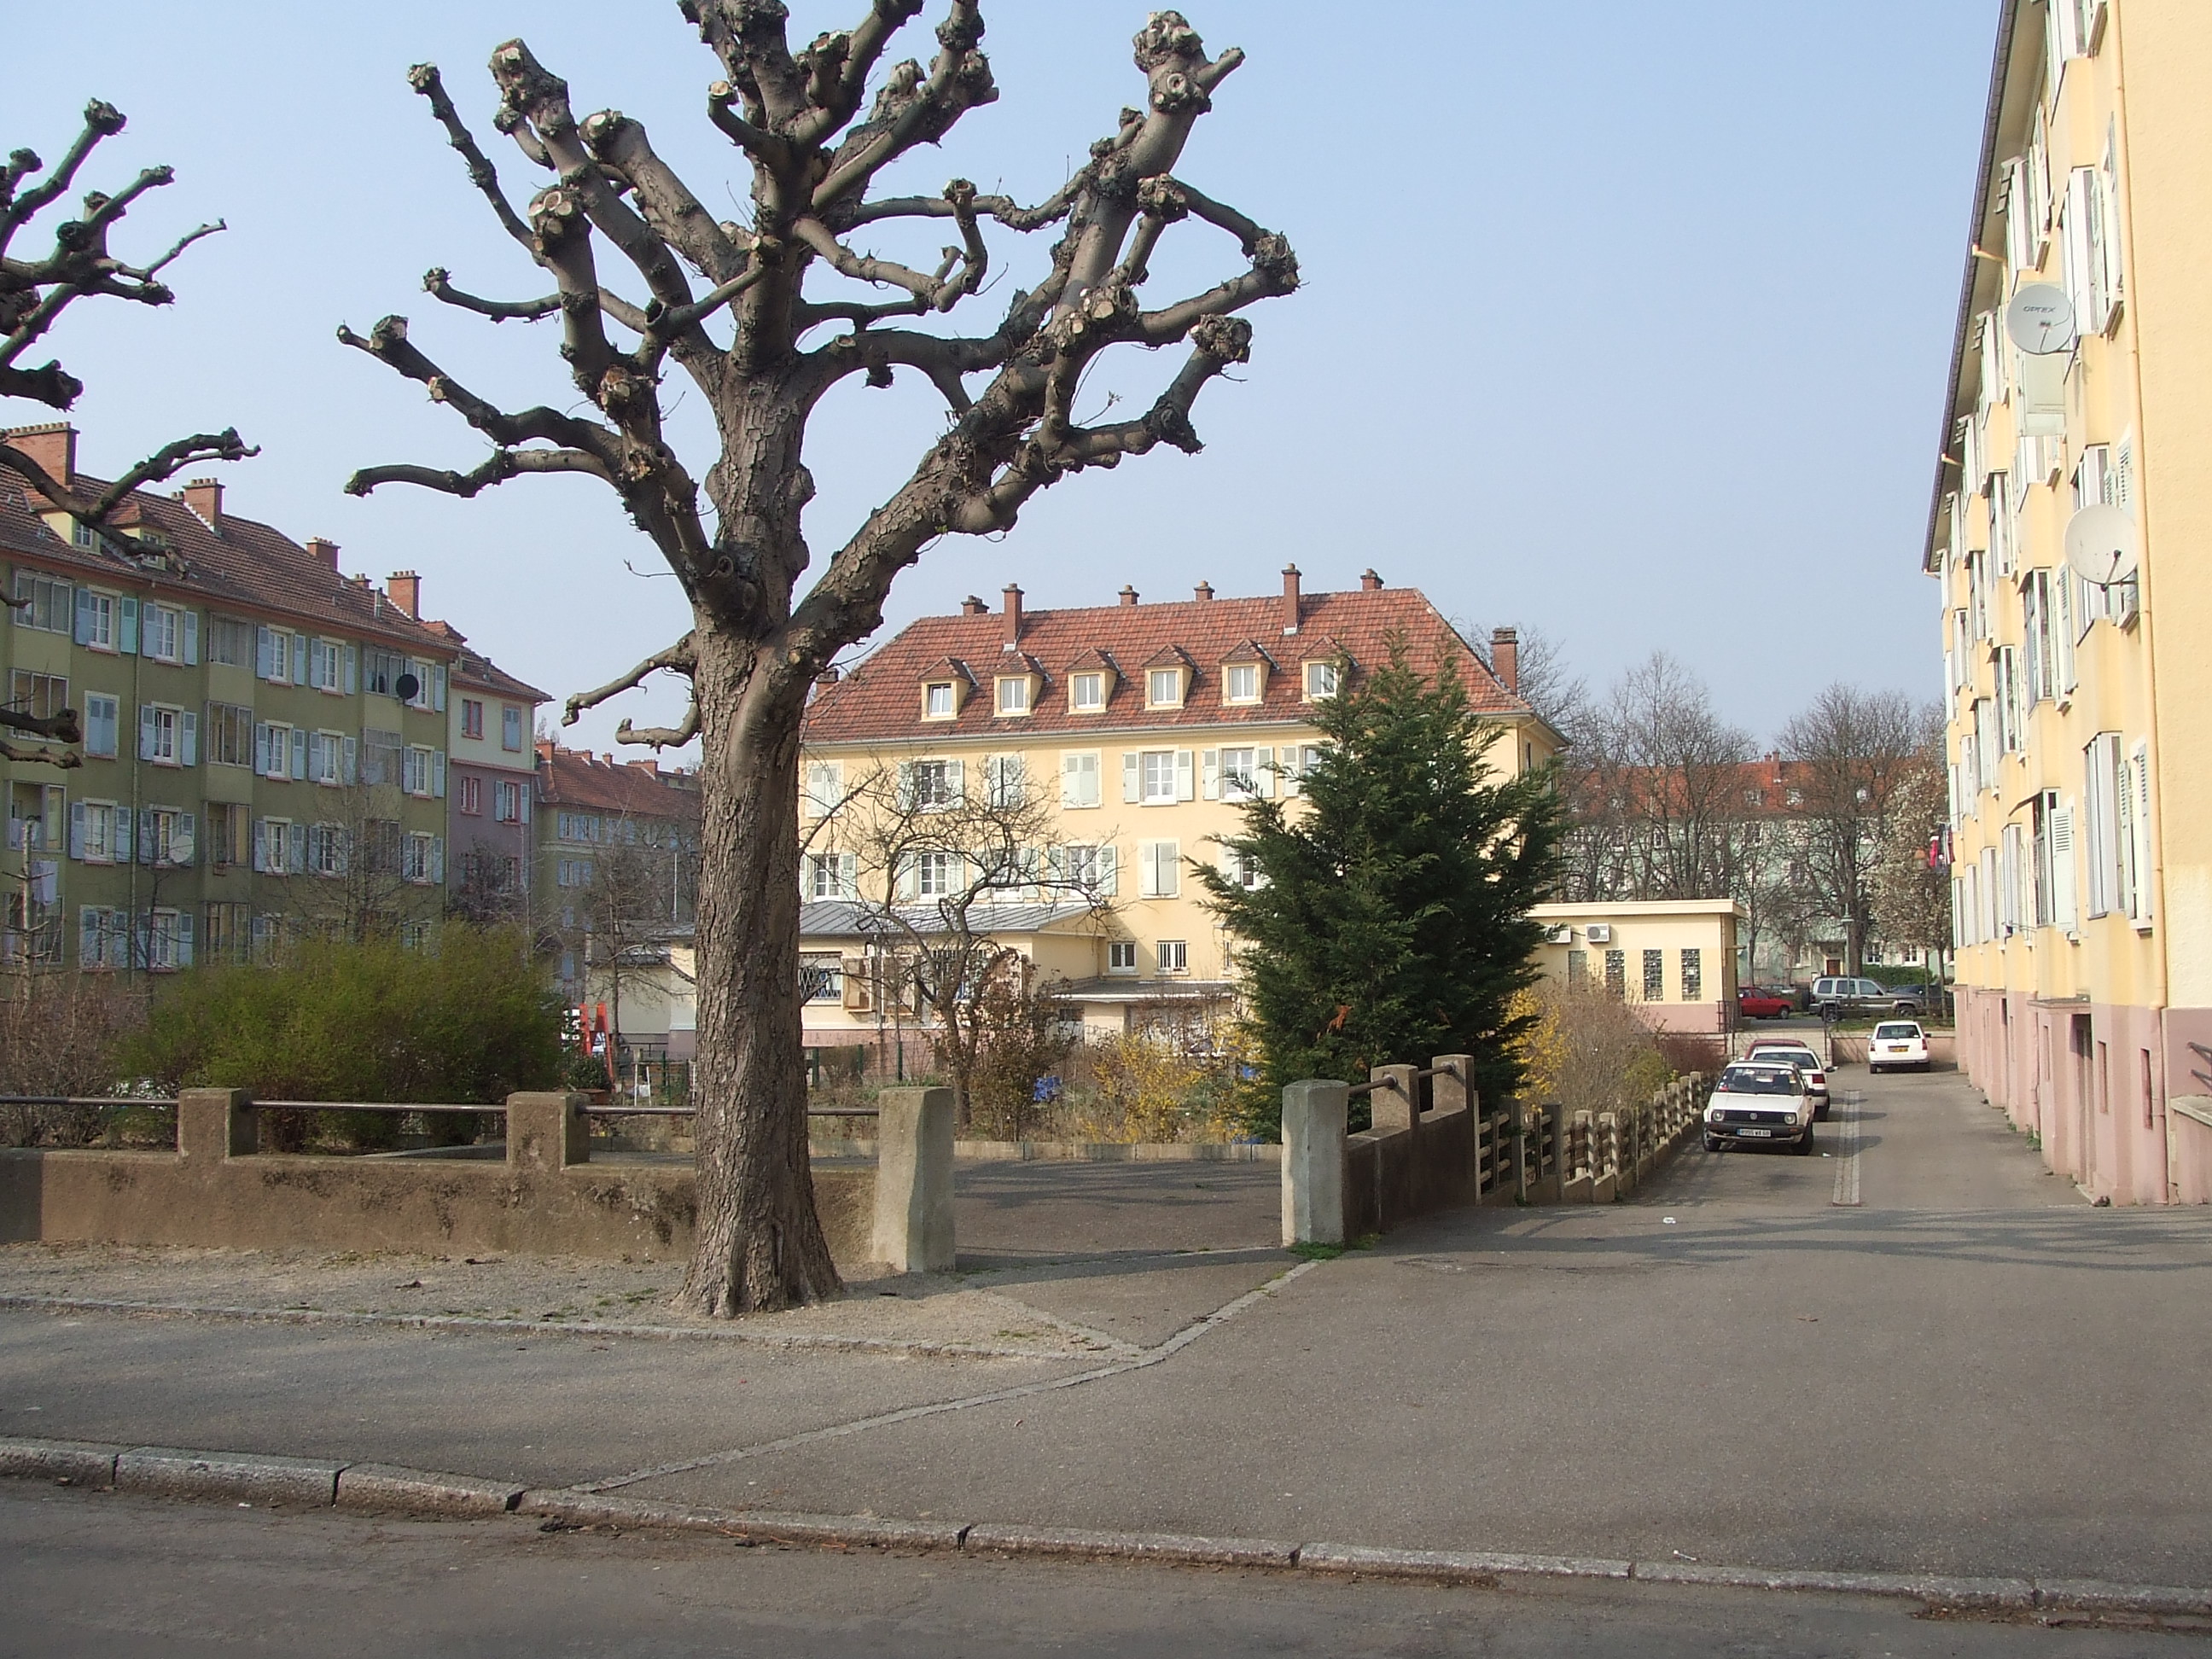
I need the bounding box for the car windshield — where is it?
[1754,1046,1819,1067]
[1719,1068,1800,1096]
[1874,1023,1921,1040]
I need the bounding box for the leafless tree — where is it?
[2,100,252,762]
[283,782,445,945]
[1871,748,1952,985]
[820,755,1110,1125]
[562,829,692,1082]
[341,6,1296,1312]
[1778,685,1936,975]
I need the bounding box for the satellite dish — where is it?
[393,671,421,701]
[2063,503,2139,586]
[2005,284,2076,356]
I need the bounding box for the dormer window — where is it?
[1224,663,1261,704]
[1303,661,1340,701]
[1147,667,1185,709]
[923,681,957,719]
[995,676,1032,717]
[1069,672,1106,712]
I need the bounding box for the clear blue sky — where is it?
[8,2,1994,754]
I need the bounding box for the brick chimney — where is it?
[182,477,223,528]
[1280,564,1301,635]
[960,595,987,616]
[387,570,422,619]
[1360,568,1383,591]
[1001,582,1023,650]
[3,422,73,490]
[306,537,340,570]
[1490,626,1519,694]
[1119,585,1139,607]
[1194,580,1214,602]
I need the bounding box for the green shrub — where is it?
[119,927,564,1139]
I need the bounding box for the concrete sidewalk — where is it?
[3,1073,2209,1600]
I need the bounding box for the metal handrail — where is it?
[1,1095,880,1120]
[1344,1058,1467,1100]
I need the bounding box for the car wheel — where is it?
[1869,1064,1883,1076]
[1793,1130,1815,1155]
[1814,1099,1829,1121]
[1703,1134,1724,1153]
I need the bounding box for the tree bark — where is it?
[676,621,838,1314]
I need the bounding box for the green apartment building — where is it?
[3,423,463,967]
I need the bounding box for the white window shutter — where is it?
[897,854,918,901]
[2116,752,2137,918]
[839,851,858,898]
[1122,752,1140,803]
[2050,804,2078,933]
[1097,845,1118,897]
[1255,746,1275,798]
[2131,742,2153,923]
[1062,753,1084,808]
[174,911,194,968]
[138,704,157,761]
[896,760,916,810]
[2064,168,2096,336]
[1174,750,1194,801]
[1201,749,1220,800]
[947,760,965,804]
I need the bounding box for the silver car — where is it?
[1703,1062,1816,1155]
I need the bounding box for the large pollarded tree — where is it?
[342,3,1298,1313]
[1,99,253,764]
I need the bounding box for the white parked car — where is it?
[1868,1021,1930,1074]
[1703,1062,1816,1155]
[1744,1037,1831,1119]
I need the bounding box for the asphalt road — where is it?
[0,1483,2190,1657]
[3,1059,2209,1612]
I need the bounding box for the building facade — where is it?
[3,423,464,964]
[793,569,1556,1052]
[427,611,548,927]
[533,742,701,999]
[1926,0,2212,1202]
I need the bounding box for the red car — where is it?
[1738,987,1793,1020]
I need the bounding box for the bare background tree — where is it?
[2,99,252,760]
[1779,684,1936,975]
[1871,745,1953,988]
[341,4,1296,1312]
[817,754,1111,1125]
[562,825,694,1087]
[283,781,445,945]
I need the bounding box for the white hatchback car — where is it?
[1743,1037,1831,1119]
[1868,1021,1930,1074]
[1703,1062,1816,1155]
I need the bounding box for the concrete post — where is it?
[505,1092,590,1170]
[1281,1080,1348,1246]
[1366,1064,1419,1132]
[178,1089,255,1161]
[1429,1056,1475,1116]
[872,1086,955,1272]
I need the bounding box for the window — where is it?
[1056,843,1117,896]
[903,758,959,810]
[923,681,957,719]
[141,603,180,663]
[1604,949,1625,998]
[459,774,483,816]
[205,802,251,870]
[915,850,958,898]
[403,831,443,886]
[363,648,405,698]
[461,698,486,740]
[79,906,129,969]
[7,783,64,853]
[77,589,115,651]
[1219,747,1260,803]
[138,703,195,767]
[255,818,304,876]
[306,637,343,693]
[307,731,351,787]
[1642,949,1664,1001]
[1680,949,1703,1002]
[203,903,250,965]
[1138,839,1181,899]
[995,677,1031,716]
[806,852,858,899]
[1060,751,1102,809]
[306,823,347,877]
[11,571,70,632]
[255,721,300,780]
[984,754,1027,808]
[401,744,445,799]
[206,615,251,667]
[203,702,252,768]
[501,705,524,751]
[802,760,846,818]
[1136,749,1190,805]
[6,671,67,744]
[1567,950,1588,986]
[494,778,526,824]
[1221,845,1263,890]
[556,856,592,888]
[1146,667,1184,708]
[1108,940,1138,974]
[1303,661,1339,701]
[801,952,844,1004]
[1156,939,1188,974]
[1223,662,1260,704]
[1069,672,1105,712]
[2083,732,2122,919]
[256,626,297,684]
[145,806,195,868]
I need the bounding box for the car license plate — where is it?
[1740,1127,1772,1138]
[1884,1045,1907,1053]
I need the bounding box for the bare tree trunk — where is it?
[677,626,836,1314]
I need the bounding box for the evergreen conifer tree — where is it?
[1198,641,1564,1132]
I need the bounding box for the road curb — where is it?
[7,1435,2212,1618]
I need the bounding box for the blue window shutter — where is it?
[292,635,309,685]
[176,911,195,968]
[289,727,307,780]
[177,811,196,865]
[288,822,306,874]
[256,626,273,678]
[179,711,198,768]
[183,609,199,665]
[433,749,446,799]
[74,588,93,645]
[343,736,357,786]
[138,704,157,760]
[79,907,98,965]
[119,596,138,655]
[343,644,357,696]
[432,665,447,713]
[115,806,132,864]
[253,820,267,873]
[430,835,445,884]
[68,801,86,860]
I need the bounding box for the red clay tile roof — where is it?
[432,623,551,704]
[0,468,457,657]
[536,742,701,821]
[804,584,1531,742]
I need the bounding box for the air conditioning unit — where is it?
[1584,923,1613,944]
[1544,925,1574,946]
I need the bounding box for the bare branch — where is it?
[0,705,83,745]
[335,313,614,456]
[127,218,225,281]
[406,63,541,259]
[422,266,562,322]
[811,3,997,214]
[344,446,608,500]
[0,738,82,769]
[616,701,701,749]
[0,428,256,527]
[846,168,1086,233]
[1,98,125,246]
[563,635,699,727]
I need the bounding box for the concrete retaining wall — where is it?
[0,1088,949,1272]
